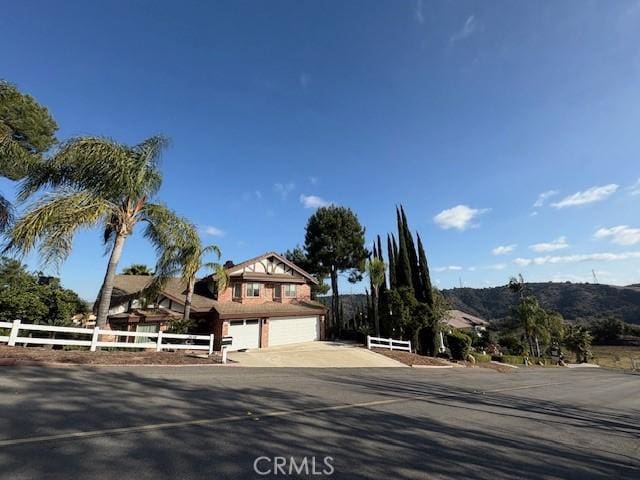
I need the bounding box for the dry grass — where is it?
[591,345,640,371]
[372,349,513,372]
[0,345,221,365]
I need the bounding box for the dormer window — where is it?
[233,283,242,299]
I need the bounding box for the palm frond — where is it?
[0,192,13,231]
[5,190,111,266]
[202,244,221,259]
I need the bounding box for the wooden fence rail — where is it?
[0,320,214,355]
[366,335,411,352]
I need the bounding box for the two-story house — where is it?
[106,252,327,350]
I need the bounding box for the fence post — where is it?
[366,335,371,349]
[389,337,393,351]
[156,330,163,352]
[8,319,21,346]
[208,334,214,356]
[408,341,412,353]
[90,326,100,352]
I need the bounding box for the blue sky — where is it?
[1,0,640,300]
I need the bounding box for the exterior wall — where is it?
[217,281,312,304]
[260,318,269,348]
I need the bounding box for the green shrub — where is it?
[498,334,528,356]
[500,355,525,365]
[446,329,472,361]
[474,353,492,363]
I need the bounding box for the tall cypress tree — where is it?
[417,233,434,308]
[395,207,413,289]
[400,206,421,297]
[387,234,396,289]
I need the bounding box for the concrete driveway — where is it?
[227,341,406,367]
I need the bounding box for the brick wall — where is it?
[217,281,312,304]
[260,318,269,347]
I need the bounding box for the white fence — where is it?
[366,335,411,352]
[0,320,214,355]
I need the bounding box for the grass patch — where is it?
[591,345,640,371]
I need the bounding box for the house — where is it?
[445,309,489,333]
[104,252,327,351]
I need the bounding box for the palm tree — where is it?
[6,135,189,327]
[365,257,386,337]
[564,325,592,363]
[121,264,153,276]
[153,227,229,321]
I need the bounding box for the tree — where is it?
[416,233,434,307]
[7,135,186,327]
[121,264,153,276]
[0,257,85,325]
[395,208,412,289]
[303,206,368,333]
[366,257,386,336]
[564,325,592,363]
[0,80,58,231]
[387,234,397,289]
[153,225,228,321]
[283,246,329,298]
[590,317,624,344]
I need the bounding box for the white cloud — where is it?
[492,244,517,256]
[530,211,539,217]
[300,194,331,209]
[414,0,424,24]
[629,178,640,196]
[594,225,640,246]
[530,236,569,253]
[299,73,311,90]
[513,251,640,267]
[533,189,558,208]
[551,184,618,208]
[450,15,478,44]
[433,205,489,230]
[434,265,463,272]
[203,226,225,237]
[485,263,507,270]
[274,182,296,199]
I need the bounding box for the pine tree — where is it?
[387,234,396,289]
[395,207,413,289]
[400,206,421,297]
[417,233,434,308]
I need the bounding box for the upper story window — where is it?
[284,284,296,297]
[273,284,282,299]
[233,283,242,299]
[246,283,261,297]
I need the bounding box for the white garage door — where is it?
[227,319,260,351]
[269,316,320,347]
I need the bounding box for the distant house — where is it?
[445,309,489,333]
[104,252,327,351]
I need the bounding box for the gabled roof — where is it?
[212,251,319,285]
[445,310,489,329]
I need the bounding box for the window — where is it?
[246,283,260,297]
[135,324,159,344]
[273,284,282,299]
[233,283,242,299]
[284,284,296,297]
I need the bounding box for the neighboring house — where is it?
[445,309,489,333]
[104,252,327,351]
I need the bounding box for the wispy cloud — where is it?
[299,73,311,90]
[533,190,558,208]
[273,182,296,199]
[433,204,490,230]
[530,236,569,253]
[450,15,477,44]
[203,226,225,237]
[551,184,618,208]
[300,194,331,209]
[434,265,463,272]
[414,0,424,24]
[629,178,640,196]
[492,244,517,256]
[309,176,319,185]
[594,225,640,246]
[514,251,640,267]
[242,190,262,202]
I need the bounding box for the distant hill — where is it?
[320,283,640,325]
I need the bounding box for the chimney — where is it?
[223,260,235,269]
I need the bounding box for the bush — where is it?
[474,353,491,363]
[498,334,528,356]
[500,355,525,365]
[446,329,472,361]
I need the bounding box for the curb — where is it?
[490,361,519,369]
[411,364,455,369]
[0,358,232,368]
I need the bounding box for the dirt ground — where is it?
[0,345,221,365]
[591,345,640,371]
[373,349,514,373]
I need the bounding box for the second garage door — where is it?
[268,316,319,347]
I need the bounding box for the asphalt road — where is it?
[0,365,638,480]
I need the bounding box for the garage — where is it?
[268,316,320,347]
[227,319,260,350]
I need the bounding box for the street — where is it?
[0,366,638,479]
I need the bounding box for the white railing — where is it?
[0,320,214,355]
[366,335,411,352]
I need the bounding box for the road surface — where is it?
[0,366,638,479]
